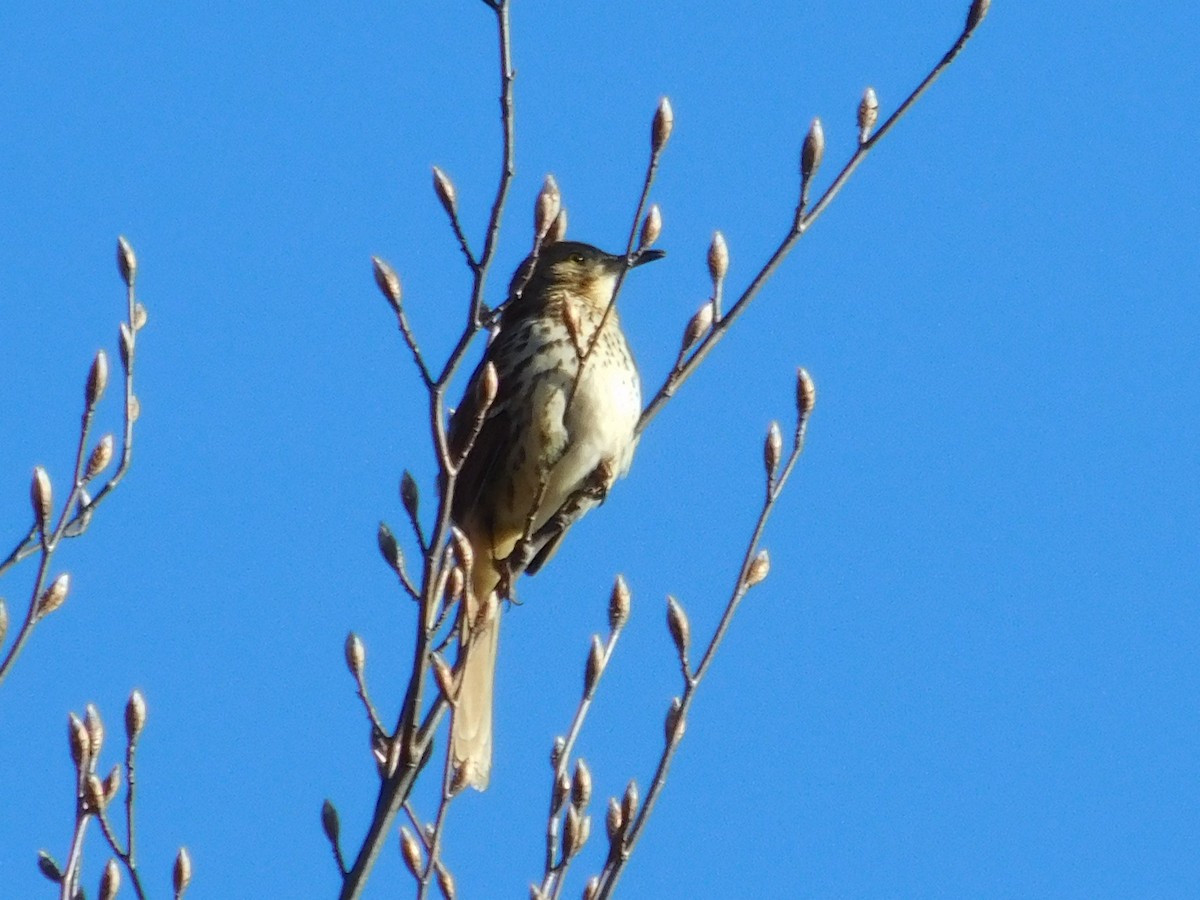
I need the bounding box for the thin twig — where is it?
[593,374,816,899]
[537,621,623,897]
[637,10,985,435]
[0,241,142,687]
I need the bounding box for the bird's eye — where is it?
[569,253,585,264]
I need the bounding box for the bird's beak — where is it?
[629,249,666,268]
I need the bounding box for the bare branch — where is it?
[637,10,986,434]
[593,369,817,898]
[0,237,145,688]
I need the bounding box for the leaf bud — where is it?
[796,367,817,418]
[31,467,52,536]
[665,595,691,662]
[764,421,783,480]
[125,689,147,743]
[571,758,592,809]
[858,86,879,144]
[321,799,340,847]
[432,166,458,217]
[639,204,662,250]
[37,573,70,617]
[651,97,674,153]
[746,550,771,588]
[801,117,825,183]
[966,0,991,32]
[87,350,110,408]
[86,434,115,480]
[100,858,121,900]
[116,236,137,286]
[608,575,631,631]
[344,632,365,680]
[707,231,729,285]
[371,256,403,313]
[173,847,193,896]
[584,634,604,696]
[665,696,686,744]
[377,521,402,572]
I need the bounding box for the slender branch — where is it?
[593,374,816,899]
[469,0,516,328]
[637,10,985,435]
[0,240,142,687]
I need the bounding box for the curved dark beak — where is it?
[630,248,666,268]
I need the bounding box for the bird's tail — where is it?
[451,545,503,790]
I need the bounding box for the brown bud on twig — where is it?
[547,208,568,244]
[125,689,147,743]
[86,773,107,810]
[103,764,122,803]
[371,256,403,314]
[966,0,991,32]
[86,435,115,481]
[85,704,105,758]
[608,575,631,631]
[563,806,590,858]
[665,696,686,744]
[621,780,639,826]
[858,87,880,144]
[67,710,89,768]
[321,799,341,847]
[584,875,600,900]
[801,117,825,184]
[707,231,729,285]
[37,574,70,618]
[764,421,783,481]
[377,522,402,573]
[745,550,771,588]
[0,599,7,646]
[680,302,714,356]
[37,850,63,883]
[606,797,624,843]
[552,769,571,814]
[550,735,566,769]
[431,653,456,703]
[87,350,110,408]
[437,866,457,900]
[116,236,137,286]
[31,467,52,536]
[100,858,121,900]
[665,595,691,662]
[535,175,562,242]
[584,634,604,696]
[639,204,662,250]
[400,826,424,877]
[127,394,141,423]
[133,302,149,331]
[118,322,134,372]
[400,471,420,522]
[344,632,365,680]
[173,847,192,896]
[476,361,499,412]
[797,367,817,418]
[432,166,458,217]
[651,97,674,154]
[571,758,592,810]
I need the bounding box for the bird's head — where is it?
[508,241,665,310]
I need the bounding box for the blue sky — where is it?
[2,1,1198,897]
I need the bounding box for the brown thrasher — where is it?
[447,240,664,790]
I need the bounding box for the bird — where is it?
[447,239,665,790]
